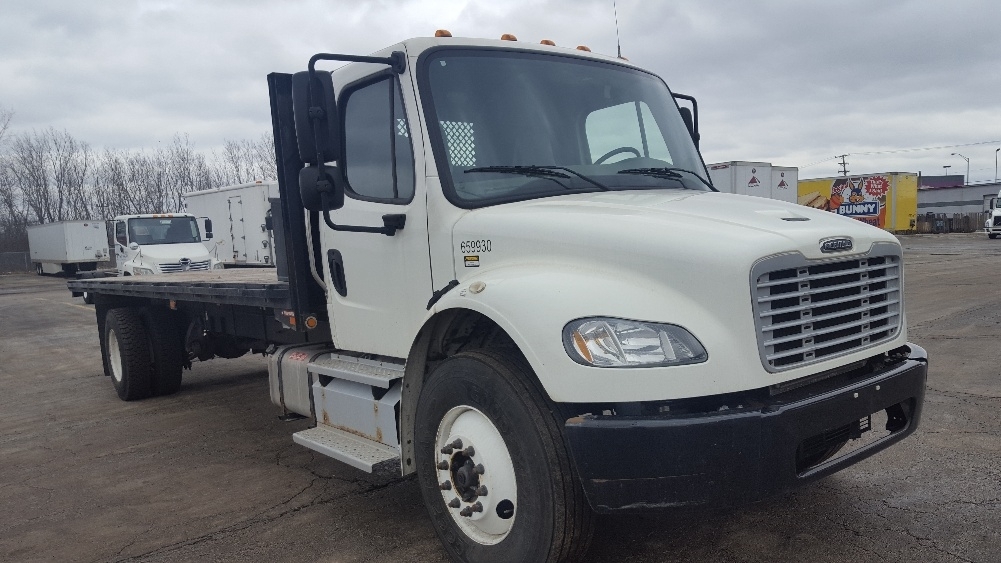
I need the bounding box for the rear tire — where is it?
[144,309,185,396]
[415,350,594,563]
[104,308,154,401]
[82,291,94,305]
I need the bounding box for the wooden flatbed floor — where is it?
[67,269,291,309]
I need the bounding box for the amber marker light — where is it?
[500,33,518,41]
[305,316,318,330]
[540,39,556,46]
[576,45,591,51]
[571,331,594,364]
[435,29,452,37]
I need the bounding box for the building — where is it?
[916,175,1001,214]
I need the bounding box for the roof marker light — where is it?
[540,39,556,46]
[576,45,591,52]
[435,29,452,37]
[500,33,518,41]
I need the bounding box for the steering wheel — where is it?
[594,146,642,164]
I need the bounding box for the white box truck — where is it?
[707,161,798,204]
[182,181,280,266]
[27,220,109,275]
[985,188,1001,238]
[70,35,927,563]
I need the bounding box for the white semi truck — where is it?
[111,213,222,276]
[985,188,1001,238]
[27,220,109,275]
[182,181,280,267]
[70,35,927,563]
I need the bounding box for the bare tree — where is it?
[210,131,277,186]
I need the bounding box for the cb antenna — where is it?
[614,0,622,58]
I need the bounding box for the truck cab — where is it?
[986,189,1001,238]
[112,213,221,275]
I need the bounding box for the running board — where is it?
[307,353,404,389]
[292,425,400,474]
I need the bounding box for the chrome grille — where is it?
[159,259,211,273]
[752,247,901,371]
[993,216,1001,227]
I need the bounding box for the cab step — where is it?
[307,353,404,388]
[292,425,400,474]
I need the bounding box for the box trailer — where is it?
[798,173,918,233]
[182,181,279,267]
[27,220,109,275]
[707,161,797,203]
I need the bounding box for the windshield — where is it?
[422,49,710,207]
[128,217,201,245]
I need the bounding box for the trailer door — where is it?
[228,196,247,263]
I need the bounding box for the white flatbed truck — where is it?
[70,34,928,562]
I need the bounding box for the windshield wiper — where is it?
[617,167,715,191]
[465,165,609,191]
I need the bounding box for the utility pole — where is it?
[837,154,849,177]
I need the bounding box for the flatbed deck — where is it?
[67,269,290,308]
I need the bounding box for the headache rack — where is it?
[751,243,902,372]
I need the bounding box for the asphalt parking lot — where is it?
[2,232,999,563]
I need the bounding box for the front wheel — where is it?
[989,233,998,239]
[415,351,594,563]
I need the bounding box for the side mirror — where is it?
[672,92,700,149]
[128,242,139,251]
[292,70,340,165]
[204,218,213,240]
[299,165,344,212]
[678,107,700,148]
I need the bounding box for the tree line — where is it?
[0,105,277,252]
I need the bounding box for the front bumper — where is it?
[564,343,927,513]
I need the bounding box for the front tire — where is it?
[104,308,154,401]
[989,233,998,239]
[415,350,594,563]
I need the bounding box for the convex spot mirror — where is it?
[299,165,344,212]
[128,242,139,251]
[292,70,339,165]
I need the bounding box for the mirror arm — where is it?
[319,192,405,236]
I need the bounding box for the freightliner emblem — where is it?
[820,238,853,253]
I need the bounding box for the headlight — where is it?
[563,317,707,368]
[212,262,225,270]
[133,267,155,276]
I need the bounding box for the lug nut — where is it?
[459,507,472,517]
[475,485,488,496]
[473,464,485,475]
[448,498,461,509]
[437,461,449,470]
[461,446,475,456]
[440,480,452,490]
[470,501,483,513]
[440,446,453,454]
[449,439,463,449]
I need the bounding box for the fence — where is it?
[914,212,988,234]
[0,252,31,273]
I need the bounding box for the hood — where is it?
[134,243,212,264]
[452,190,899,277]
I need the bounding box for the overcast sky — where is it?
[2,0,999,182]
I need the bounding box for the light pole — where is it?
[943,165,951,178]
[995,148,999,183]
[951,152,970,185]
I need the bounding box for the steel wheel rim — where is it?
[108,329,123,383]
[435,405,517,545]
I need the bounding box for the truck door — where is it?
[114,221,128,267]
[228,196,246,262]
[321,70,432,359]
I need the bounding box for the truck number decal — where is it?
[460,240,491,253]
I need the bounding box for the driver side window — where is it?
[585,101,672,164]
[115,222,127,246]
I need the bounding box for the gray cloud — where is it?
[1,0,999,181]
